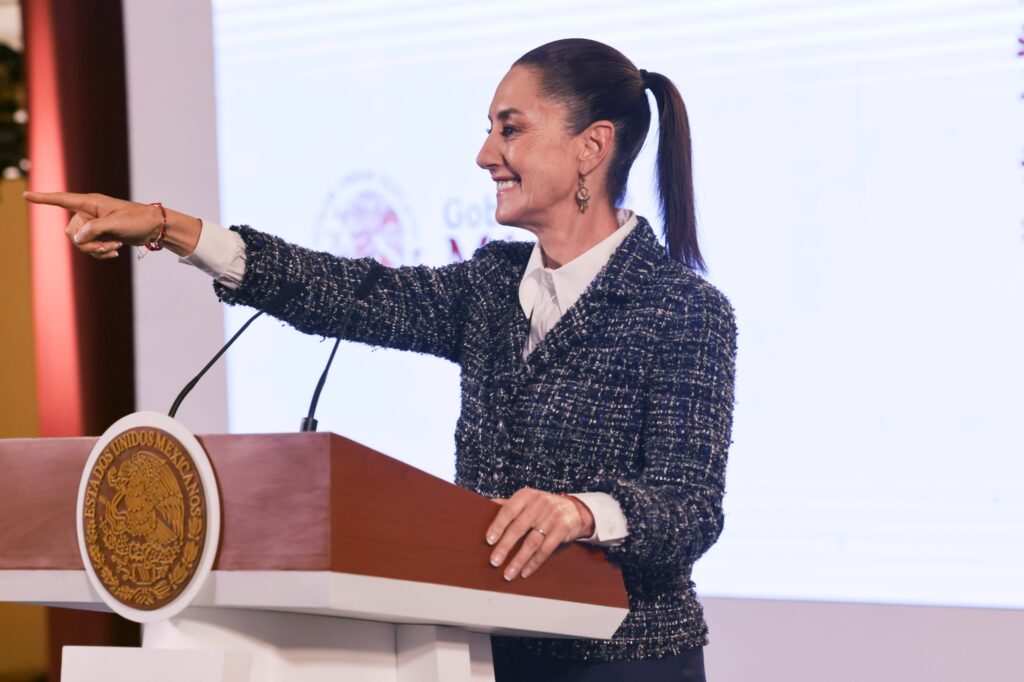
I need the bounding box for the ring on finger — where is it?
[532,527,547,538]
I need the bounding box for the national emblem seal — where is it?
[81,427,205,610]
[77,412,220,622]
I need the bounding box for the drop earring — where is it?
[575,172,590,214]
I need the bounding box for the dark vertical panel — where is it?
[21,0,139,677]
[50,0,135,436]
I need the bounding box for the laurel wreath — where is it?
[86,509,204,609]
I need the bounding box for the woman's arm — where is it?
[213,225,476,363]
[595,280,738,570]
[24,191,482,362]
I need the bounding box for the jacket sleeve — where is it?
[595,281,738,570]
[212,225,480,363]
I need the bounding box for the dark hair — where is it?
[514,39,704,271]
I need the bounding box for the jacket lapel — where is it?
[520,217,663,374]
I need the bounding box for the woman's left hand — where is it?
[485,488,594,581]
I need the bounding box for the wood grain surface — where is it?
[0,432,627,608]
[0,437,92,569]
[330,435,628,608]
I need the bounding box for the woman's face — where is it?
[476,66,582,230]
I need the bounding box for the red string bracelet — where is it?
[145,202,169,251]
[559,493,596,537]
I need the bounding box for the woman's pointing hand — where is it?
[24,191,202,259]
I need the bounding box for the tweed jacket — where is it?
[213,216,738,662]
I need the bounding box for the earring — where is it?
[575,172,590,214]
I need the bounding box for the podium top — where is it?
[0,432,627,611]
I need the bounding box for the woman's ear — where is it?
[577,120,615,175]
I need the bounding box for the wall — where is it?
[704,596,1024,681]
[0,178,37,437]
[123,0,227,435]
[0,176,47,680]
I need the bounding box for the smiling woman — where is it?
[25,37,736,682]
[477,66,595,246]
[476,40,702,273]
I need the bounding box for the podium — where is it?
[0,432,628,681]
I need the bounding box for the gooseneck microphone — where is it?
[168,283,301,419]
[300,263,384,432]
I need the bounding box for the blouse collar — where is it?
[519,209,638,317]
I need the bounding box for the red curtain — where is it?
[22,0,135,436]
[21,0,139,675]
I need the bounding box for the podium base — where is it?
[61,646,252,682]
[61,608,495,682]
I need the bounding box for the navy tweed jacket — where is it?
[214,216,738,662]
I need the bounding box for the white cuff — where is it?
[179,219,247,289]
[571,492,628,548]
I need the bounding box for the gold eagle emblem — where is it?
[81,427,207,610]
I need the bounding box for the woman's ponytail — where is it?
[515,39,706,272]
[644,71,704,272]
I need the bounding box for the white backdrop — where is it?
[209,0,1024,609]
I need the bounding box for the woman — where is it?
[27,38,736,682]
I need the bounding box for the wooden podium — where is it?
[0,432,628,681]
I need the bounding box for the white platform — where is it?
[61,610,494,682]
[1,570,624,682]
[62,646,252,682]
[1,569,625,638]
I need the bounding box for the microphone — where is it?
[169,283,302,419]
[299,263,384,432]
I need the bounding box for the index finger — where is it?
[23,191,93,212]
[485,491,531,545]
